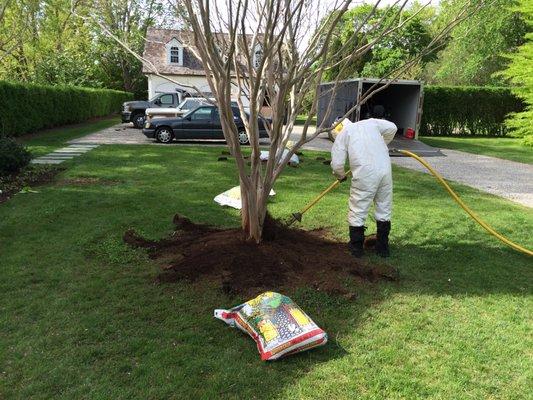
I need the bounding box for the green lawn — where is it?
[1,132,532,398]
[421,136,533,164]
[19,116,120,157]
[295,115,317,126]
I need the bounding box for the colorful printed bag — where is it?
[214,292,327,361]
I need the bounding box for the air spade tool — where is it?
[287,171,351,226]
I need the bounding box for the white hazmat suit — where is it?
[331,118,397,227]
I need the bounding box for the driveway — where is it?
[392,150,533,208]
[70,122,533,208]
[69,122,440,154]
[69,123,273,147]
[69,123,157,145]
[67,122,332,149]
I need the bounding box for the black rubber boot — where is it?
[349,226,366,258]
[375,220,391,257]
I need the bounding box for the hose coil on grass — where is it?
[397,149,533,257]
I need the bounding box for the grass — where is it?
[420,136,533,164]
[1,131,532,399]
[19,116,120,157]
[295,115,317,126]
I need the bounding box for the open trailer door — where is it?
[358,79,441,157]
[317,78,441,157]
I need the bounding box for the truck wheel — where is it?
[155,127,174,144]
[133,113,146,129]
[238,130,250,145]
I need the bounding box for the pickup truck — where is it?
[122,93,182,128]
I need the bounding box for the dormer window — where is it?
[253,44,263,69]
[166,38,183,66]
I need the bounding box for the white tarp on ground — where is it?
[214,186,276,210]
[259,149,299,165]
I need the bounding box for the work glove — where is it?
[333,171,347,182]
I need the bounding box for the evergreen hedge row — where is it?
[0,81,132,137]
[421,85,524,136]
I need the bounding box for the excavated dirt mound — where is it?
[124,214,398,297]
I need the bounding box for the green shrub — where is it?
[499,0,532,146]
[0,81,132,137]
[421,85,524,136]
[0,137,32,175]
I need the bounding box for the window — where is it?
[170,47,180,63]
[159,94,174,105]
[253,44,263,69]
[190,107,213,120]
[212,108,220,122]
[233,108,244,121]
[212,108,240,122]
[166,38,183,66]
[184,99,202,109]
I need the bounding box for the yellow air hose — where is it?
[397,149,533,256]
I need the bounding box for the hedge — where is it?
[421,85,525,136]
[0,81,132,137]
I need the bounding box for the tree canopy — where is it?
[425,0,527,86]
[321,3,436,82]
[316,0,529,88]
[0,0,163,97]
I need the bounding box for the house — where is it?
[142,28,264,106]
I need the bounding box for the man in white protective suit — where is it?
[330,105,397,257]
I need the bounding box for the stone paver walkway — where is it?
[31,144,99,164]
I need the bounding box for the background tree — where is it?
[321,3,437,82]
[0,0,16,63]
[89,0,164,97]
[425,0,527,85]
[0,0,163,97]
[500,0,532,145]
[0,0,100,86]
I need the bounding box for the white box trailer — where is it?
[317,78,424,140]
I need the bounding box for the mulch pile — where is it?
[124,214,398,297]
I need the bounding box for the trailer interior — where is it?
[360,81,421,137]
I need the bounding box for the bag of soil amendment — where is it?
[214,292,327,360]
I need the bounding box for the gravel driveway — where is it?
[392,149,533,207]
[70,122,533,207]
[291,127,532,207]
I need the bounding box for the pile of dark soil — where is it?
[0,165,64,204]
[124,214,398,297]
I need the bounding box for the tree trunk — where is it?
[240,182,268,243]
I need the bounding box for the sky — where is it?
[198,0,443,50]
[295,0,443,49]
[323,0,441,7]
[210,0,443,33]
[316,0,442,15]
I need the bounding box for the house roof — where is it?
[142,28,264,76]
[142,28,206,75]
